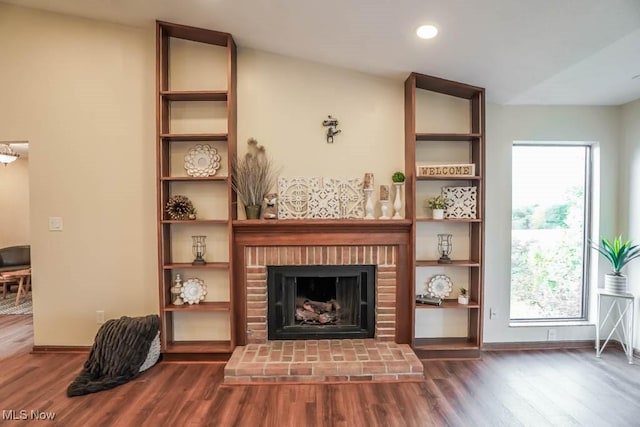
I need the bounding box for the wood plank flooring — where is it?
[1,314,639,426]
[0,314,33,359]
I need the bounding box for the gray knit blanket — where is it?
[67,314,160,397]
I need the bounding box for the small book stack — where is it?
[416,295,443,306]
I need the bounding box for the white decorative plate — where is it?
[180,278,207,304]
[184,144,221,177]
[427,274,453,298]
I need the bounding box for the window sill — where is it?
[509,320,594,328]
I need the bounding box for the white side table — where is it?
[595,290,635,364]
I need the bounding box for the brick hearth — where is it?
[224,339,424,384]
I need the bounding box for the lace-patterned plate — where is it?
[427,274,453,298]
[180,278,207,304]
[184,144,221,177]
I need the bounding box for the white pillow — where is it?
[139,331,160,372]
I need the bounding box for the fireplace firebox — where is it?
[267,265,375,340]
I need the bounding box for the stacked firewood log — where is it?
[295,298,341,324]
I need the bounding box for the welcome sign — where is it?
[417,164,475,177]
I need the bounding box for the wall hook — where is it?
[322,115,341,143]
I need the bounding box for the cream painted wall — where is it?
[0,157,30,248]
[0,4,157,345]
[1,5,404,346]
[620,98,640,350]
[484,104,621,344]
[237,48,404,217]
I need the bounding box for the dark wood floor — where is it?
[1,315,639,426]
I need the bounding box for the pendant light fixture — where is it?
[0,143,20,165]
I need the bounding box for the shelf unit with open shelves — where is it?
[405,72,485,359]
[156,21,237,355]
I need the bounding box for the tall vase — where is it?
[392,182,404,219]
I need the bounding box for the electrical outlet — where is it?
[547,328,557,341]
[96,310,105,325]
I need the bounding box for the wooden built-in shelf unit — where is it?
[156,21,237,356]
[155,21,484,360]
[405,72,485,359]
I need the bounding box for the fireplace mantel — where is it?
[231,219,413,346]
[233,219,412,246]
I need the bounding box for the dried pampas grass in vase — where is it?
[232,138,279,219]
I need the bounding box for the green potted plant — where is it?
[458,288,469,305]
[592,236,640,293]
[187,206,197,220]
[390,171,406,219]
[427,195,447,220]
[232,138,279,219]
[391,171,405,183]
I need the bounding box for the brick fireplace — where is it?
[232,220,413,346]
[225,221,422,384]
[245,245,397,343]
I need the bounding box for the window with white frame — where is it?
[510,144,591,320]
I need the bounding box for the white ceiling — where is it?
[4,0,640,105]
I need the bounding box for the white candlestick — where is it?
[364,189,375,219]
[392,182,403,219]
[380,200,391,219]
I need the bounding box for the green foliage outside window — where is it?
[511,186,585,319]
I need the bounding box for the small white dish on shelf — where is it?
[427,274,453,298]
[180,278,207,304]
[184,144,221,177]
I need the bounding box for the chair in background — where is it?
[0,245,31,305]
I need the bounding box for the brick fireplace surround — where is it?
[225,220,423,384]
[245,245,397,344]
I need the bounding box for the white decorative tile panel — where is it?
[443,186,477,219]
[278,177,312,219]
[278,177,365,219]
[308,179,340,219]
[329,178,365,219]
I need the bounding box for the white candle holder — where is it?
[392,182,404,219]
[171,274,184,305]
[364,188,375,219]
[380,200,391,219]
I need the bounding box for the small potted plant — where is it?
[592,236,640,293]
[391,171,406,219]
[458,288,469,305]
[427,195,447,220]
[187,206,197,220]
[391,171,405,183]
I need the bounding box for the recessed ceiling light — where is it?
[416,25,438,40]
